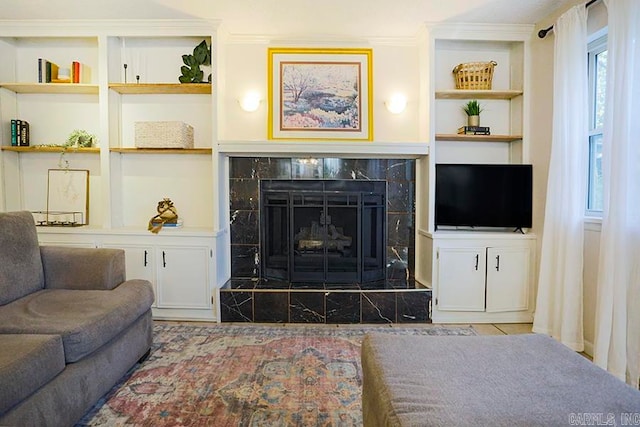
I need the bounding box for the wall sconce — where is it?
[385,93,407,114]
[239,91,261,112]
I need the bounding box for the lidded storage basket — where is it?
[134,121,194,149]
[452,61,498,90]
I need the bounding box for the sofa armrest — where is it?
[40,246,126,290]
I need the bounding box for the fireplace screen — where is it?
[261,180,386,283]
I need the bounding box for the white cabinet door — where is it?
[437,247,486,311]
[486,246,530,312]
[156,246,210,309]
[103,244,156,307]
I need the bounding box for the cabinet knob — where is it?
[496,255,500,271]
[144,250,148,267]
[475,254,479,270]
[162,251,167,267]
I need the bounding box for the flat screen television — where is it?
[435,163,533,230]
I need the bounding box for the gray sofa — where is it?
[0,211,155,427]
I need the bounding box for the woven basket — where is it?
[452,61,498,90]
[135,121,194,149]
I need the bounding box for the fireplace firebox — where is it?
[261,180,386,284]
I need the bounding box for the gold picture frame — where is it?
[268,47,373,141]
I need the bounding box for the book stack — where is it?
[10,119,30,146]
[38,59,59,83]
[457,126,490,135]
[37,59,89,83]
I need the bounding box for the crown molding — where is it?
[0,19,221,37]
[423,22,535,41]
[224,32,419,47]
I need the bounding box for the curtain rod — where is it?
[538,0,599,38]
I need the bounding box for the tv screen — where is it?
[435,163,532,230]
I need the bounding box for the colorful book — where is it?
[19,121,30,146]
[72,61,80,83]
[72,61,92,84]
[10,119,17,146]
[15,119,21,144]
[38,58,43,83]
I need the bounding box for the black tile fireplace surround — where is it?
[222,157,431,324]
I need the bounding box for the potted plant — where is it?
[179,40,211,83]
[462,99,483,127]
[59,129,96,169]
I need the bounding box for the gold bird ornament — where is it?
[148,198,179,233]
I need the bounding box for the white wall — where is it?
[218,38,421,143]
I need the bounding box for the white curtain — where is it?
[594,0,640,386]
[532,5,588,351]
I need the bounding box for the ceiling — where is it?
[0,0,574,36]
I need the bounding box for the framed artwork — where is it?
[46,169,89,225]
[268,47,373,141]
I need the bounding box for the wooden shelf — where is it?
[435,134,523,142]
[435,90,523,100]
[108,83,211,95]
[0,83,98,94]
[1,146,100,153]
[110,148,212,154]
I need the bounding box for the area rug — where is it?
[77,323,476,427]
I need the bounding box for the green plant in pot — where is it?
[463,99,483,127]
[179,40,211,83]
[59,129,96,169]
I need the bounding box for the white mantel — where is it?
[217,141,429,158]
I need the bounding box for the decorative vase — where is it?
[468,115,480,127]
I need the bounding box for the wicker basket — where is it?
[134,121,194,149]
[452,61,498,90]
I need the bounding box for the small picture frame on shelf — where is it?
[268,47,373,141]
[46,169,89,225]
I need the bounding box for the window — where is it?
[587,34,607,215]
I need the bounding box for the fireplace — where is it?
[261,180,386,284]
[221,157,431,324]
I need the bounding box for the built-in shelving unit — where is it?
[414,23,536,324]
[0,22,219,321]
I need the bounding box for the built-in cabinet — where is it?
[37,229,216,320]
[433,235,535,322]
[415,24,537,323]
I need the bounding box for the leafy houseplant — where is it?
[59,129,96,169]
[179,40,211,83]
[462,99,483,126]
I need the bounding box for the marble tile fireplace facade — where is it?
[220,156,432,323]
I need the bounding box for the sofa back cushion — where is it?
[0,211,45,305]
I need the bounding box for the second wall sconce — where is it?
[385,93,407,114]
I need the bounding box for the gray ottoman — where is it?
[362,333,640,426]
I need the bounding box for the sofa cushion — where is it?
[0,280,154,363]
[0,211,44,306]
[0,334,65,415]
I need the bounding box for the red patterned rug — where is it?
[77,323,476,426]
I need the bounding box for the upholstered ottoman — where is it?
[361,334,640,426]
